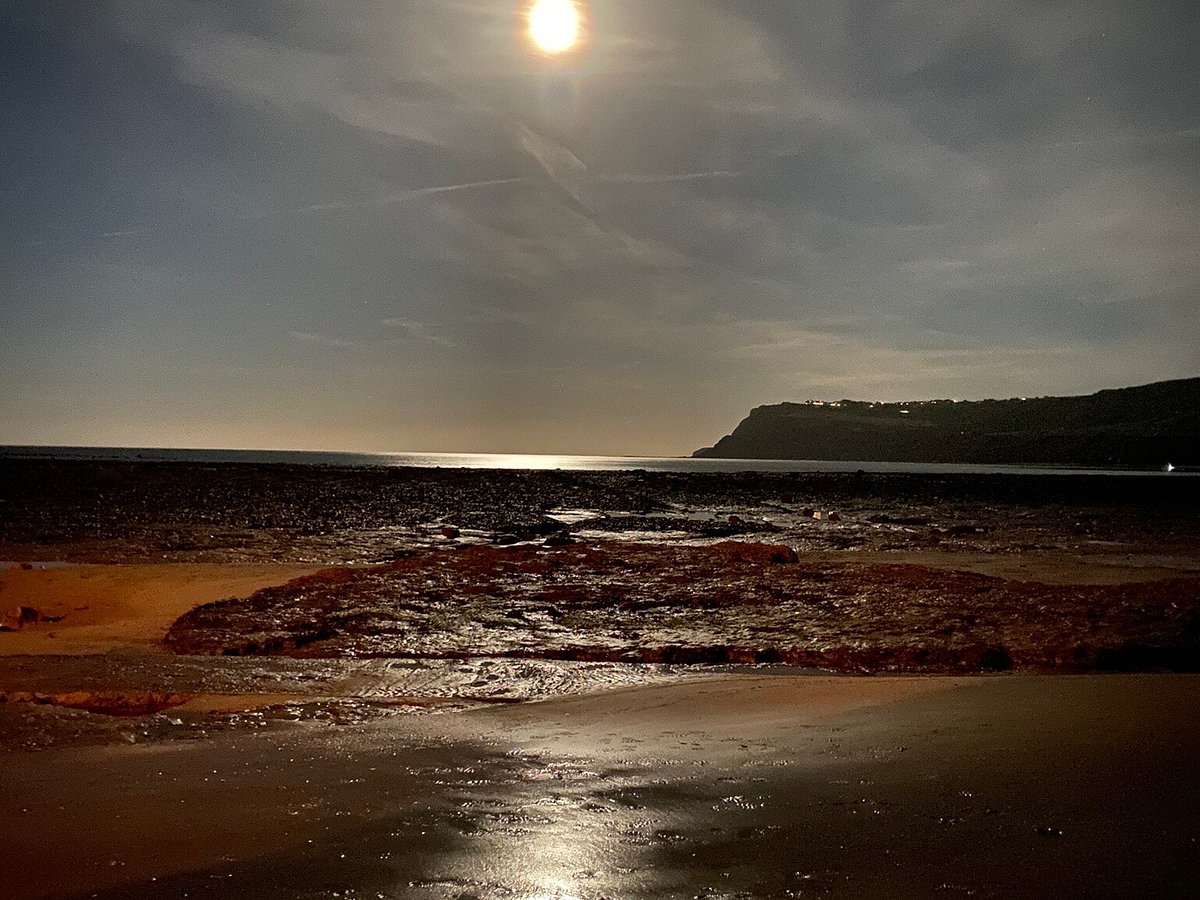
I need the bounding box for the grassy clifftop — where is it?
[694,378,1200,467]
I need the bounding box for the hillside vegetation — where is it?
[694,378,1200,467]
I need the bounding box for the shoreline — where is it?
[2,561,1199,897]
[3,673,1198,898]
[5,444,1192,476]
[3,545,1199,733]
[2,460,1198,896]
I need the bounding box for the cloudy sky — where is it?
[2,1,1197,455]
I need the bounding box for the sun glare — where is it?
[528,0,580,54]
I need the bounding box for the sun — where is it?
[528,0,581,54]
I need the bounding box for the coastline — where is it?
[4,443,1191,475]
[2,460,1199,896]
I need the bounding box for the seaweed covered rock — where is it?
[164,541,1200,674]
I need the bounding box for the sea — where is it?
[0,445,1187,477]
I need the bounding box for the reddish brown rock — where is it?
[162,540,1200,674]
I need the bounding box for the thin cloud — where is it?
[289,331,355,348]
[603,171,743,184]
[102,227,153,239]
[89,178,533,243]
[296,177,533,213]
[381,319,456,349]
[4,1,1197,455]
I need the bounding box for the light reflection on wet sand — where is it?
[6,675,1200,899]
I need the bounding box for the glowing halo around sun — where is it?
[528,0,581,54]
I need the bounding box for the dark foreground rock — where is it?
[4,458,1199,565]
[165,541,1200,673]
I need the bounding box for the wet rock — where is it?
[498,520,562,538]
[162,541,1200,675]
[0,690,195,717]
[2,606,46,630]
[1093,642,1200,671]
[945,524,989,536]
[5,457,1200,566]
[542,533,576,547]
[440,525,461,540]
[584,514,778,539]
[870,514,932,526]
[493,534,520,546]
[977,645,1013,671]
[710,541,799,565]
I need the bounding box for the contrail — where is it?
[602,171,742,184]
[102,227,153,239]
[97,176,532,240]
[516,122,596,214]
[297,176,532,213]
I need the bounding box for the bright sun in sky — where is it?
[528,0,581,54]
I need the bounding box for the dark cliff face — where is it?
[694,378,1200,467]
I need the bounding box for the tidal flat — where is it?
[1,459,1199,897]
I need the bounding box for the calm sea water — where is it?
[0,445,1186,476]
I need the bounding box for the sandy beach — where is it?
[2,560,1199,898]
[8,0,1200,891]
[3,672,1198,898]
[0,564,319,655]
[2,462,1199,897]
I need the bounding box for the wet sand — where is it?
[2,461,1199,897]
[2,674,1198,899]
[0,564,318,655]
[0,564,700,749]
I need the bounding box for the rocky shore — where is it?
[2,458,1199,750]
[3,458,1199,565]
[165,540,1200,673]
[3,460,1200,897]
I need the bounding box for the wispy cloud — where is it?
[289,331,354,348]
[87,178,533,244]
[295,177,533,214]
[4,1,1197,455]
[602,171,743,184]
[102,227,153,239]
[381,319,456,349]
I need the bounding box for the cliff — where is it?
[694,378,1200,467]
